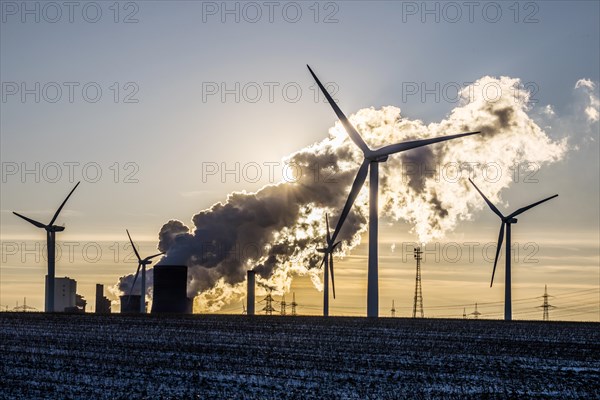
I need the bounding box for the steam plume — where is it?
[115,76,567,311]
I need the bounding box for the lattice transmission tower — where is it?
[470,303,481,319]
[290,292,298,316]
[537,285,556,321]
[13,297,36,312]
[280,295,287,316]
[412,247,424,318]
[261,290,277,315]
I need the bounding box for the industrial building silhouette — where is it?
[151,265,191,314]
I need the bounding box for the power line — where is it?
[417,288,599,311]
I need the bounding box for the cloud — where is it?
[114,75,568,312]
[575,78,599,123]
[575,79,595,90]
[543,105,555,117]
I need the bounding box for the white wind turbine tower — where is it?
[126,229,164,313]
[13,181,81,312]
[469,178,558,321]
[308,65,481,318]
[316,213,341,317]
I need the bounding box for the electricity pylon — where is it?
[290,292,298,316]
[412,247,424,318]
[537,285,556,321]
[281,295,287,316]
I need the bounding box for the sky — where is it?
[0,1,598,320]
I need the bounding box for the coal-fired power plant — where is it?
[120,295,141,314]
[151,265,191,314]
[247,270,255,316]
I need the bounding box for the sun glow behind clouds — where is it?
[113,76,571,314]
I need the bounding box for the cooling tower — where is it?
[120,295,141,314]
[151,265,189,314]
[247,270,255,316]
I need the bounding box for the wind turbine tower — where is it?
[308,65,480,318]
[316,213,340,317]
[390,300,396,318]
[412,247,424,318]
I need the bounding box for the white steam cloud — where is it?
[115,76,568,312]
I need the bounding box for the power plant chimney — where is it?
[95,284,111,314]
[246,270,255,316]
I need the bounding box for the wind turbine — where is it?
[316,213,341,317]
[468,178,558,321]
[308,65,481,318]
[13,181,81,312]
[126,229,164,313]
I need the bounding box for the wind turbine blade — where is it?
[374,131,480,157]
[130,263,142,296]
[307,65,371,155]
[325,213,331,243]
[12,212,46,228]
[319,255,326,269]
[49,181,80,226]
[126,229,142,262]
[508,194,558,218]
[329,253,336,299]
[331,160,369,243]
[469,179,504,219]
[491,222,505,288]
[145,252,165,261]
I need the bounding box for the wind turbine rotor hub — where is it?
[369,155,388,163]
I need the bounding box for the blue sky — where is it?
[1,1,598,319]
